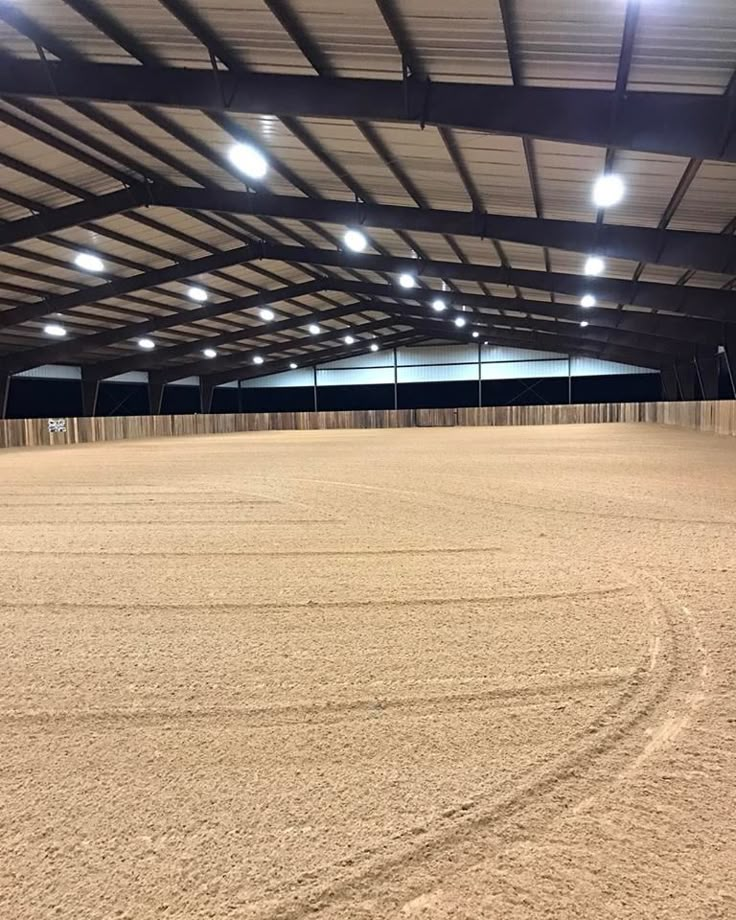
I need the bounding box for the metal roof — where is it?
[0,0,734,414]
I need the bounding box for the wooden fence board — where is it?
[1,401,735,449]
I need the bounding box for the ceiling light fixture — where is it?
[259,308,275,321]
[584,256,605,277]
[344,335,355,345]
[228,143,268,180]
[370,343,379,352]
[398,272,416,289]
[203,348,217,358]
[138,338,155,350]
[289,362,298,369]
[580,294,597,308]
[43,323,66,338]
[74,252,104,273]
[592,173,625,208]
[432,298,447,312]
[580,321,589,328]
[253,355,264,365]
[308,324,321,335]
[188,286,208,302]
[454,316,466,327]
[472,331,479,338]
[344,229,368,252]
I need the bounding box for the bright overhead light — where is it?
[483,340,489,345]
[188,286,208,302]
[259,308,275,321]
[432,298,447,312]
[398,272,416,289]
[74,252,104,273]
[43,323,66,338]
[592,173,625,208]
[344,335,355,345]
[584,256,605,277]
[253,355,264,365]
[370,343,379,352]
[228,143,268,180]
[454,316,466,327]
[472,331,479,338]
[289,362,298,369]
[580,321,589,328]
[138,338,155,350]
[580,294,597,308]
[344,229,368,252]
[308,324,321,335]
[203,348,217,358]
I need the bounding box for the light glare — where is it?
[74,252,104,273]
[592,174,625,208]
[43,323,66,338]
[370,343,379,352]
[260,308,275,321]
[188,286,208,302]
[289,362,298,369]
[308,324,321,335]
[398,272,416,289]
[580,321,589,328]
[581,294,597,308]
[584,256,605,277]
[203,348,217,358]
[253,355,264,365]
[432,298,446,312]
[344,229,368,252]
[138,338,155,350]
[454,316,466,327]
[228,143,268,180]
[344,335,355,345]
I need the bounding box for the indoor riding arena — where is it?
[1,2,735,919]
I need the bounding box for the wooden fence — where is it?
[1,400,735,449]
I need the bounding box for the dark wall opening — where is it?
[6,378,83,419]
[241,386,315,413]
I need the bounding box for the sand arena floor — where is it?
[1,423,735,919]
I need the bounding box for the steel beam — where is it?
[6,184,733,273]
[0,375,9,419]
[80,371,100,417]
[157,318,407,385]
[660,365,678,401]
[695,346,720,399]
[86,300,372,381]
[337,282,726,344]
[148,379,165,415]
[2,59,736,162]
[261,245,736,322]
[150,187,736,274]
[1,279,326,375]
[0,242,261,329]
[675,359,697,399]
[405,318,666,371]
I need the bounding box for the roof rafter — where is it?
[4,184,730,273]
[2,59,735,162]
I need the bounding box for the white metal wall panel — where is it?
[242,369,314,389]
[105,371,149,384]
[317,367,395,387]
[398,344,477,366]
[167,376,200,387]
[318,350,394,369]
[14,365,81,380]
[482,359,569,381]
[571,358,656,377]
[482,344,566,361]
[398,363,477,384]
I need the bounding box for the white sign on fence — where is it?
[48,418,67,434]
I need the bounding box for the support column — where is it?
[0,375,10,419]
[312,365,318,412]
[660,365,679,402]
[674,358,696,401]
[477,343,482,407]
[200,379,215,414]
[695,346,719,400]
[725,329,736,397]
[80,372,100,417]
[393,347,398,410]
[148,377,165,415]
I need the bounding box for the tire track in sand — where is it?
[248,573,707,919]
